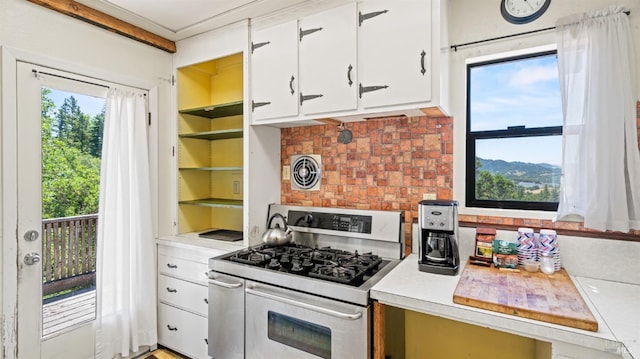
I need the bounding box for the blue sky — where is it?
[469,54,563,166]
[46,88,105,117]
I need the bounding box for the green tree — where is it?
[41,137,101,218]
[55,96,95,153]
[41,89,102,219]
[476,170,519,200]
[89,106,105,158]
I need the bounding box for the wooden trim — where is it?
[26,0,177,53]
[459,221,640,243]
[410,217,639,242]
[420,106,448,118]
[372,300,386,359]
[42,272,96,296]
[316,118,342,126]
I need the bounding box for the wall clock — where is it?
[500,0,551,24]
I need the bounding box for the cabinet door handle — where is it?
[251,100,271,111]
[359,9,389,26]
[300,93,323,106]
[209,278,243,289]
[166,263,177,269]
[204,298,209,304]
[347,64,353,86]
[167,325,178,331]
[359,83,389,98]
[166,287,177,293]
[205,338,208,345]
[420,50,427,75]
[299,27,323,42]
[289,75,295,95]
[251,41,270,53]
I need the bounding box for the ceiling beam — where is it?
[27,0,177,53]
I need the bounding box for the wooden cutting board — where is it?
[452,262,598,331]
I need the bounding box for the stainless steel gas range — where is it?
[207,204,405,359]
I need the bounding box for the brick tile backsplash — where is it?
[281,115,452,250]
[281,109,640,250]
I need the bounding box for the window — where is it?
[466,50,562,211]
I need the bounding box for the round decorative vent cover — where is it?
[291,155,321,191]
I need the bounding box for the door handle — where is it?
[208,278,243,289]
[289,75,295,95]
[246,286,363,320]
[166,287,177,293]
[420,50,427,75]
[347,64,353,86]
[24,252,41,265]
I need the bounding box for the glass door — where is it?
[17,62,107,358]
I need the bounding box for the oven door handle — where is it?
[246,286,363,320]
[208,278,243,289]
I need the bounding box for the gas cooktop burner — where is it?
[224,244,383,286]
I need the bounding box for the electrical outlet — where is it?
[423,193,437,200]
[283,165,291,180]
[233,181,240,194]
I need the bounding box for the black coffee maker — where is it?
[418,200,460,275]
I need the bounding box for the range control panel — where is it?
[288,210,372,234]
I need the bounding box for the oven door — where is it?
[245,280,370,359]
[208,272,245,359]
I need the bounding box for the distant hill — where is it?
[477,158,561,186]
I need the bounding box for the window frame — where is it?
[465,49,562,212]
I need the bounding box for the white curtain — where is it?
[96,88,157,358]
[555,6,640,232]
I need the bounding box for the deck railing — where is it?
[42,214,98,297]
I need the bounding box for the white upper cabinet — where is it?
[249,0,446,125]
[299,3,358,115]
[251,20,299,121]
[358,0,431,109]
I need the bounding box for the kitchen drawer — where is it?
[158,254,209,284]
[158,274,208,317]
[158,303,208,359]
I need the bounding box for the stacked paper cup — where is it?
[516,228,537,265]
[538,229,561,271]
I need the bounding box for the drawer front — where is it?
[158,275,208,316]
[158,303,208,359]
[158,254,209,284]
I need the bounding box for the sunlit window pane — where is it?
[474,136,561,203]
[466,50,563,211]
[469,53,562,132]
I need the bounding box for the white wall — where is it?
[448,0,640,219]
[0,0,173,356]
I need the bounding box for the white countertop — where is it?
[371,254,639,359]
[157,232,246,255]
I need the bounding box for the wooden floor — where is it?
[42,289,96,337]
[140,349,188,359]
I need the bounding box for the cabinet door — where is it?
[251,20,299,121]
[358,0,431,109]
[299,3,357,115]
[158,303,208,359]
[158,275,209,317]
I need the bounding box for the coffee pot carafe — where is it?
[418,200,460,275]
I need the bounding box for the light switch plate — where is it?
[283,165,291,180]
[423,193,436,200]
